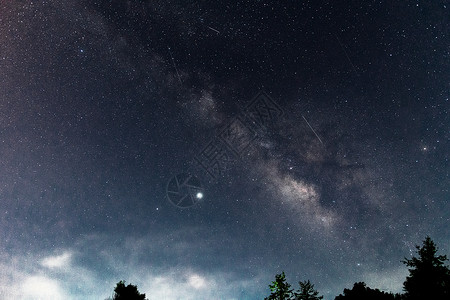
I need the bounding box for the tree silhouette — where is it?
[294,280,323,300]
[112,280,147,300]
[334,282,400,300]
[265,272,294,300]
[402,236,450,300]
[264,237,450,300]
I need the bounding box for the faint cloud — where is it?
[41,251,72,269]
[362,266,408,294]
[140,268,251,300]
[0,248,106,300]
[188,273,207,289]
[21,276,66,300]
[0,233,263,299]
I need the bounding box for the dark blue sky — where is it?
[0,1,448,299]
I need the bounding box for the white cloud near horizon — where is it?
[0,232,263,300]
[21,276,67,300]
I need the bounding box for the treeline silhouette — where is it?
[106,236,450,300]
[265,237,449,300]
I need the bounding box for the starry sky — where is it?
[0,1,449,299]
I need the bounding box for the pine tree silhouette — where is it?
[402,236,450,300]
[265,272,294,300]
[294,280,323,300]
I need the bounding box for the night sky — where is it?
[0,1,449,299]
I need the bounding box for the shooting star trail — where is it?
[334,34,359,77]
[167,46,183,84]
[207,26,220,34]
[302,115,324,146]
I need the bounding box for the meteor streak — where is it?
[302,115,324,145]
[167,46,183,84]
[207,26,220,34]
